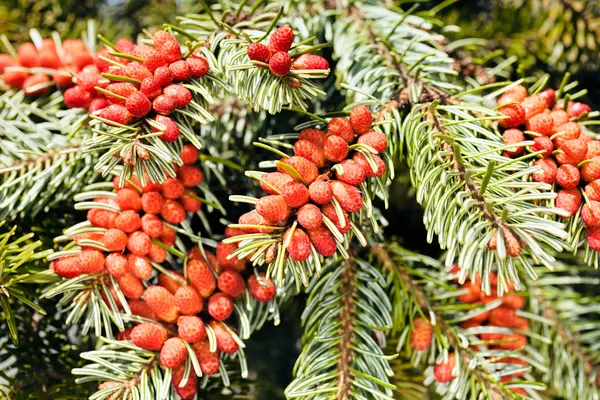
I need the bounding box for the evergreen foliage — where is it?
[0,1,599,399]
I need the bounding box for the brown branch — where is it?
[372,244,506,398]
[336,260,357,400]
[425,109,522,257]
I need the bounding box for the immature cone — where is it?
[158,272,185,294]
[117,272,144,299]
[532,158,557,184]
[129,299,158,320]
[323,135,348,162]
[171,364,197,399]
[307,225,337,257]
[278,156,319,184]
[281,180,310,207]
[587,141,600,158]
[357,131,387,153]
[187,259,216,297]
[142,192,164,214]
[102,229,128,252]
[497,333,528,350]
[125,92,152,117]
[127,254,152,280]
[336,159,366,185]
[127,231,151,256]
[143,285,179,323]
[269,52,292,76]
[216,241,246,272]
[209,321,239,354]
[433,353,456,383]
[217,271,245,298]
[261,172,294,195]
[328,117,355,143]
[349,105,374,135]
[115,210,141,233]
[550,110,569,130]
[502,293,526,310]
[297,204,323,230]
[153,115,179,142]
[556,164,580,189]
[502,129,525,156]
[353,153,386,177]
[160,337,187,368]
[458,282,481,303]
[581,156,600,182]
[148,243,167,264]
[175,285,203,315]
[131,322,168,350]
[208,292,234,321]
[531,136,553,157]
[161,199,186,224]
[269,25,294,53]
[321,203,351,234]
[141,214,163,237]
[64,86,92,108]
[521,95,547,119]
[557,139,587,165]
[78,249,105,274]
[553,122,582,147]
[525,112,553,136]
[292,54,329,70]
[53,256,81,278]
[247,273,276,302]
[248,42,270,63]
[192,340,220,375]
[582,200,600,228]
[284,227,311,261]
[117,188,142,211]
[178,316,206,343]
[107,83,139,104]
[299,128,326,146]
[294,140,325,168]
[330,180,363,213]
[256,195,291,221]
[556,188,581,217]
[489,306,517,327]
[498,104,525,129]
[187,56,209,78]
[160,177,184,198]
[410,318,433,351]
[585,180,600,201]
[125,62,153,81]
[100,104,134,125]
[308,181,333,204]
[238,210,279,233]
[587,227,600,251]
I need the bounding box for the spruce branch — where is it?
[331,3,569,290]
[0,221,53,345]
[285,257,395,399]
[528,259,600,399]
[0,90,98,220]
[85,65,222,184]
[406,102,568,291]
[224,109,391,288]
[375,243,547,399]
[72,338,172,400]
[177,2,330,114]
[88,3,329,183]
